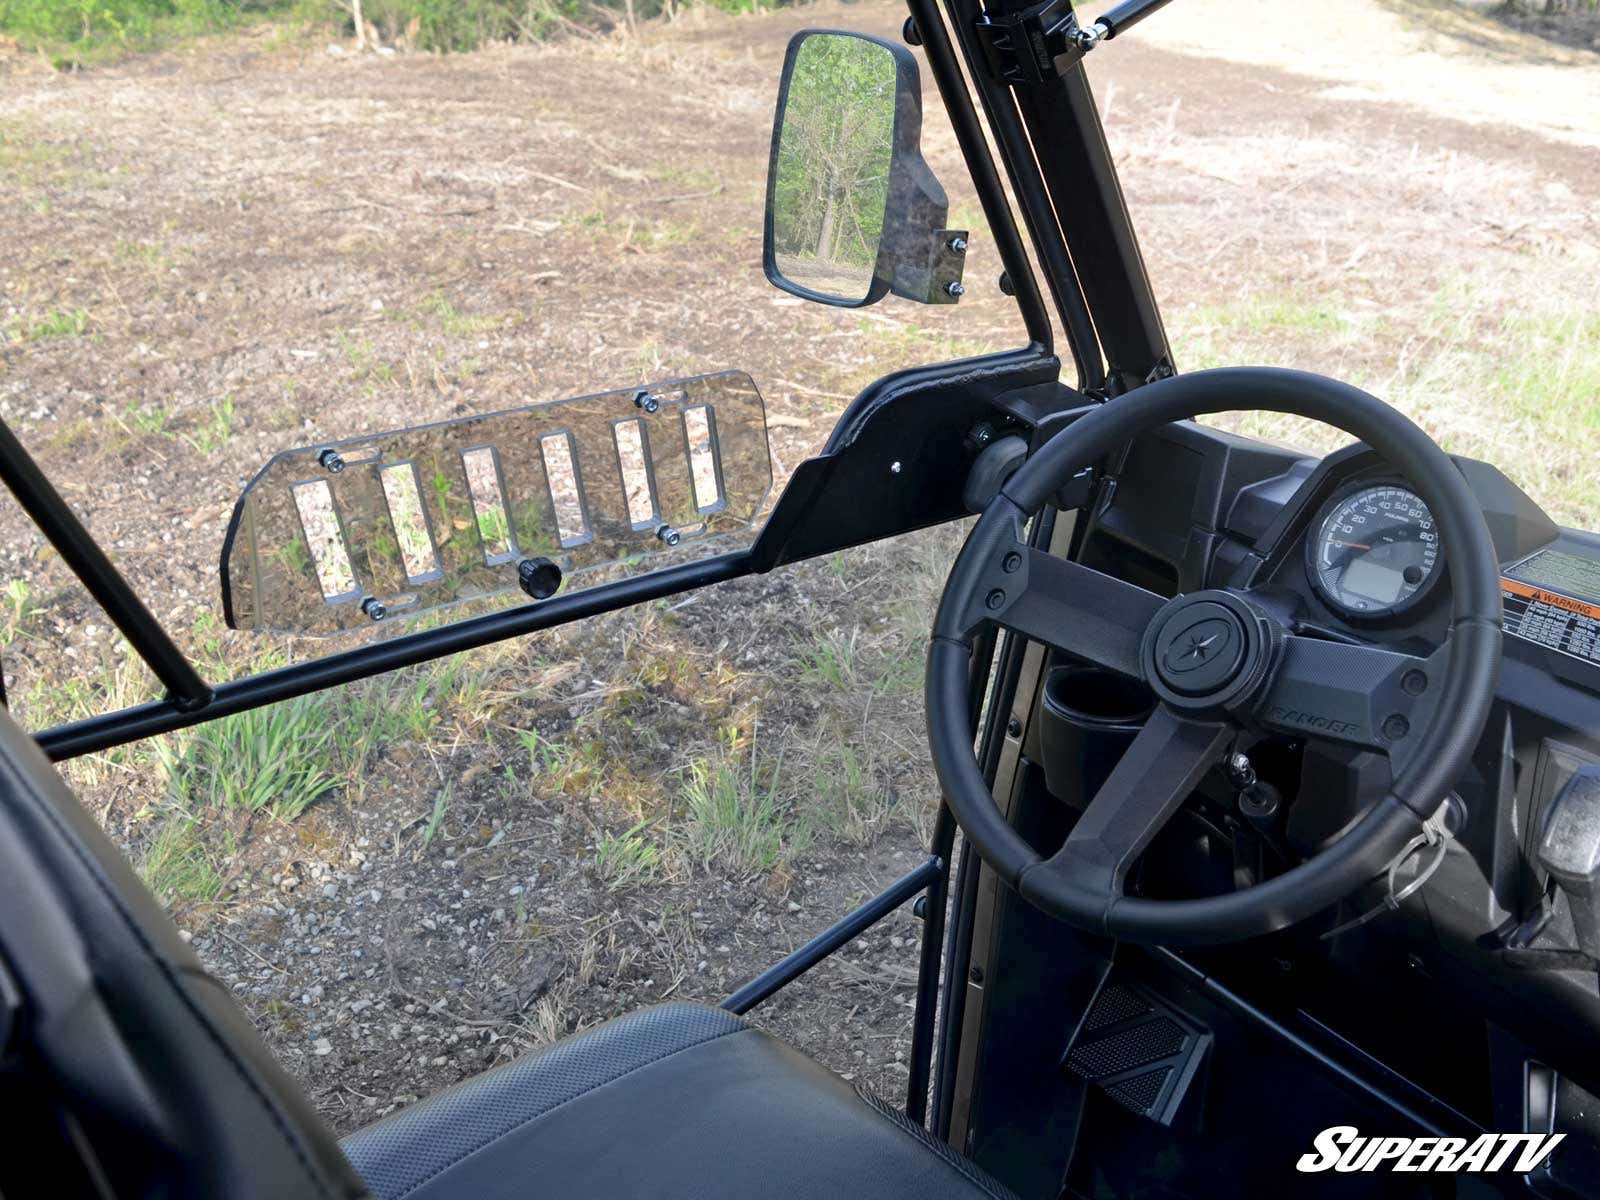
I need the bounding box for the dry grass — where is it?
[1087,0,1600,529]
[1174,260,1600,528]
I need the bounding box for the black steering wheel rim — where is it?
[926,367,1503,946]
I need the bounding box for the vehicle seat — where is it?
[340,1002,1017,1200]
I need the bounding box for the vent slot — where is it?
[462,445,517,565]
[612,418,659,530]
[683,404,724,514]
[379,461,443,583]
[539,431,592,548]
[291,479,360,603]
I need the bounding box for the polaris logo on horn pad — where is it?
[1296,1127,1564,1174]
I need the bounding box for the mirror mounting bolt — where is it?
[317,448,346,473]
[656,524,681,547]
[359,596,387,622]
[947,236,968,254]
[945,281,966,298]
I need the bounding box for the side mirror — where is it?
[764,30,966,308]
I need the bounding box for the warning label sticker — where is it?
[1502,548,1600,666]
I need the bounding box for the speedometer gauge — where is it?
[1306,484,1442,619]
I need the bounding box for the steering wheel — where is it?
[926,367,1503,946]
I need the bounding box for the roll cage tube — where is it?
[948,0,1174,392]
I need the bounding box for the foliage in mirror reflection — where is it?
[770,34,896,303]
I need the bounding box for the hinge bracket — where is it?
[973,0,1091,88]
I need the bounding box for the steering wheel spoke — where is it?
[953,524,1165,677]
[1022,707,1231,905]
[1254,635,1445,771]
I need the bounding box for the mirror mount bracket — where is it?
[892,227,969,305]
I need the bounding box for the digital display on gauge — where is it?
[1306,484,1441,619]
[1341,556,1407,605]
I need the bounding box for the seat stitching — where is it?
[385,1021,751,1200]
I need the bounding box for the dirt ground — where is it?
[1,0,1597,1135]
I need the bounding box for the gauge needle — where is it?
[1329,540,1372,550]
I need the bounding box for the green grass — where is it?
[0,579,39,647]
[594,819,663,889]
[0,0,270,66]
[114,238,173,269]
[158,694,342,821]
[679,743,798,875]
[4,306,90,343]
[812,744,891,845]
[422,292,503,338]
[1172,271,1600,529]
[0,0,802,66]
[184,394,235,453]
[0,121,66,167]
[419,787,449,853]
[800,628,859,690]
[141,815,222,903]
[125,399,175,437]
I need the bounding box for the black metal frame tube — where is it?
[931,504,1050,1138]
[932,619,1026,1135]
[938,0,1107,390]
[0,421,212,711]
[957,0,1172,391]
[1093,0,1179,41]
[933,837,979,1136]
[1006,53,1170,388]
[721,856,945,1016]
[906,621,998,1124]
[907,804,955,1124]
[37,552,747,761]
[907,0,1053,353]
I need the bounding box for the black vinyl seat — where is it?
[340,1003,1018,1200]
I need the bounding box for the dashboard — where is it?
[1067,418,1600,1127]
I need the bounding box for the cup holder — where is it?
[1038,666,1157,808]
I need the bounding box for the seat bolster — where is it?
[341,1004,747,1200]
[854,1083,1020,1200]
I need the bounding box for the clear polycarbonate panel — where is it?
[222,371,772,636]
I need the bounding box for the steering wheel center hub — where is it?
[1141,590,1279,713]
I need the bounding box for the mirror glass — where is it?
[770,33,897,304]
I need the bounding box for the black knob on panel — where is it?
[517,557,562,601]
